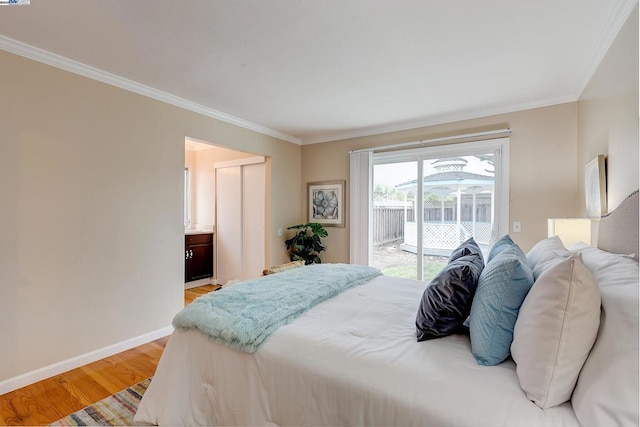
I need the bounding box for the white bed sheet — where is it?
[135,275,580,426]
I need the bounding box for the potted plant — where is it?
[284,222,328,264]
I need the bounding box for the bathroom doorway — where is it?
[184,137,268,286]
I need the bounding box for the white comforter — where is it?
[135,275,579,426]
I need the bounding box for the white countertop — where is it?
[185,229,214,235]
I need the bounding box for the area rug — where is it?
[50,378,151,426]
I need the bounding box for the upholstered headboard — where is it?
[597,190,639,261]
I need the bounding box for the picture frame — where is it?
[307,180,345,227]
[585,155,606,218]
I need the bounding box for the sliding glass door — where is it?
[371,140,507,282]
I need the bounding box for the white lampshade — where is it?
[548,218,593,247]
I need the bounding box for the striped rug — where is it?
[50,378,150,426]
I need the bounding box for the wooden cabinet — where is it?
[185,233,213,282]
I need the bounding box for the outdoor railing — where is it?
[403,221,492,249]
[373,205,493,249]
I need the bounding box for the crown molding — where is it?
[301,93,578,145]
[574,0,638,99]
[2,0,634,148]
[0,35,302,145]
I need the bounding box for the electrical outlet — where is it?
[512,221,522,233]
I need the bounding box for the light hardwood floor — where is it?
[0,284,219,426]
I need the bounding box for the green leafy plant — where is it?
[284,222,328,265]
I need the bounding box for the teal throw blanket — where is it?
[173,263,381,353]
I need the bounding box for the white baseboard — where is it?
[0,326,174,396]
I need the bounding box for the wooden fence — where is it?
[373,206,405,246]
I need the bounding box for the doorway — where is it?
[184,138,268,286]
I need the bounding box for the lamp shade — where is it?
[547,218,592,247]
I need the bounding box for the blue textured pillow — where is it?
[487,234,516,262]
[469,243,534,366]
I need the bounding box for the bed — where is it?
[135,191,639,426]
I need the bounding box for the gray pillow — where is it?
[449,237,484,267]
[416,250,484,341]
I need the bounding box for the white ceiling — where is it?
[0,0,636,144]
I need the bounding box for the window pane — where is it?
[419,154,494,264]
[372,161,418,280]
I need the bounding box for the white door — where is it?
[215,166,243,284]
[242,163,266,279]
[215,157,266,284]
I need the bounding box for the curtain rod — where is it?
[348,128,511,154]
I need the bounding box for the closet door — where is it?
[242,163,266,279]
[215,166,243,284]
[215,156,267,284]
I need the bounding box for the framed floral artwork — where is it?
[585,155,606,218]
[308,180,345,227]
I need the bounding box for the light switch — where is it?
[277,228,283,236]
[512,221,522,233]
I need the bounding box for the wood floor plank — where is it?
[78,356,146,395]
[185,284,219,305]
[0,375,90,426]
[0,285,213,426]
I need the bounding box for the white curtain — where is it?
[349,151,373,265]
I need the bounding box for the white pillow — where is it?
[570,241,638,269]
[526,236,572,279]
[511,255,601,408]
[569,244,639,427]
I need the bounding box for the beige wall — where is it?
[302,102,579,260]
[0,50,300,385]
[578,5,639,213]
[184,149,196,170]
